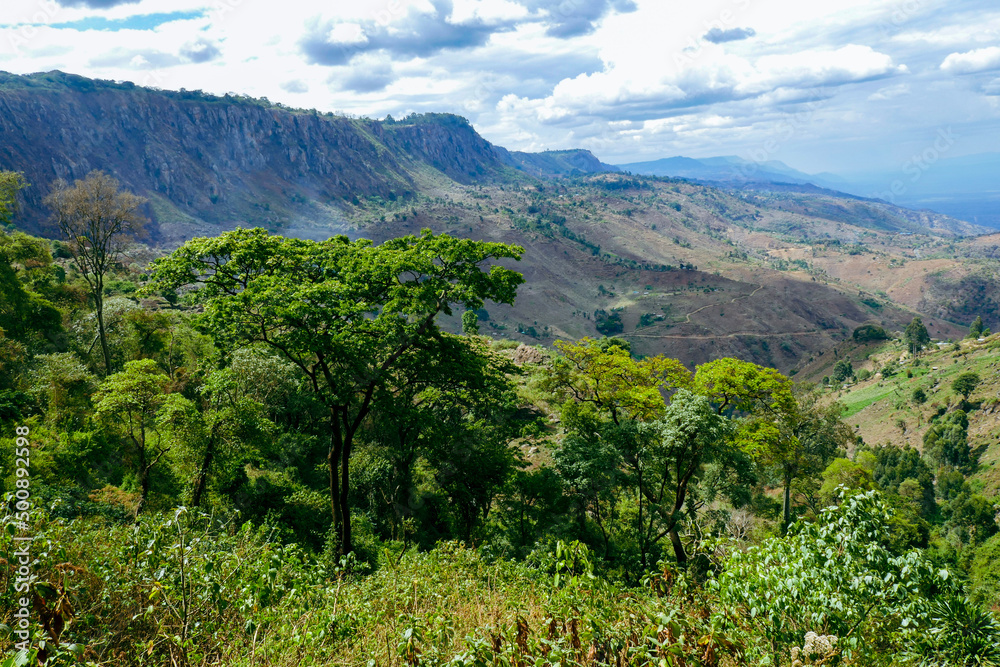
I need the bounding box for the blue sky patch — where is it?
[48,11,203,32]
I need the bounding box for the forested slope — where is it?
[1,209,998,665]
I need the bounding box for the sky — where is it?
[1,0,999,175]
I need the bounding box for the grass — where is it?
[2,511,708,667]
[841,383,905,418]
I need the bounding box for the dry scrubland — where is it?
[354,177,978,371]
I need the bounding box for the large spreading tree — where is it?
[147,227,523,555]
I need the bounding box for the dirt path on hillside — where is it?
[624,330,825,340]
[681,283,766,323]
[624,284,825,339]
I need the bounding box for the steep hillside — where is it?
[727,185,990,237]
[503,149,618,177]
[0,71,608,242]
[808,333,1000,497]
[0,72,405,238]
[344,174,969,371]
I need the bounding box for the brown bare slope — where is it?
[353,175,967,371]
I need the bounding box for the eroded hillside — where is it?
[336,175,975,370]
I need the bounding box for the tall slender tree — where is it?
[636,389,746,565]
[904,317,931,357]
[45,171,146,375]
[93,358,168,516]
[772,393,852,533]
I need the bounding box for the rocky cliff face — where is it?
[501,149,619,177]
[0,71,610,241]
[381,113,510,184]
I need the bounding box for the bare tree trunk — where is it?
[668,470,694,566]
[135,435,149,518]
[668,527,687,566]
[637,472,647,570]
[782,471,793,536]
[191,438,215,508]
[328,423,343,553]
[339,430,353,555]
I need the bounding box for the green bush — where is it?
[970,533,1000,610]
[716,489,963,665]
[853,324,889,342]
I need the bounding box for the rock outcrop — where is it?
[0,71,611,241]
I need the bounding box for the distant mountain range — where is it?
[617,155,839,189]
[0,70,610,242]
[617,153,1000,229]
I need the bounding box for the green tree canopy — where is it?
[970,533,1000,610]
[853,323,888,342]
[0,171,28,226]
[157,369,276,508]
[968,316,986,339]
[554,401,624,556]
[951,371,981,401]
[461,309,479,335]
[923,410,971,470]
[693,357,795,417]
[93,358,169,515]
[832,359,854,384]
[819,454,877,506]
[904,317,931,357]
[146,227,524,555]
[28,352,96,429]
[0,230,63,347]
[633,388,747,566]
[547,336,692,425]
[868,444,936,517]
[364,334,524,542]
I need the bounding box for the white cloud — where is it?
[940,46,1000,74]
[324,23,367,46]
[499,44,903,126]
[752,45,905,89]
[893,19,1000,47]
[868,83,910,101]
[451,0,530,23]
[0,0,998,173]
